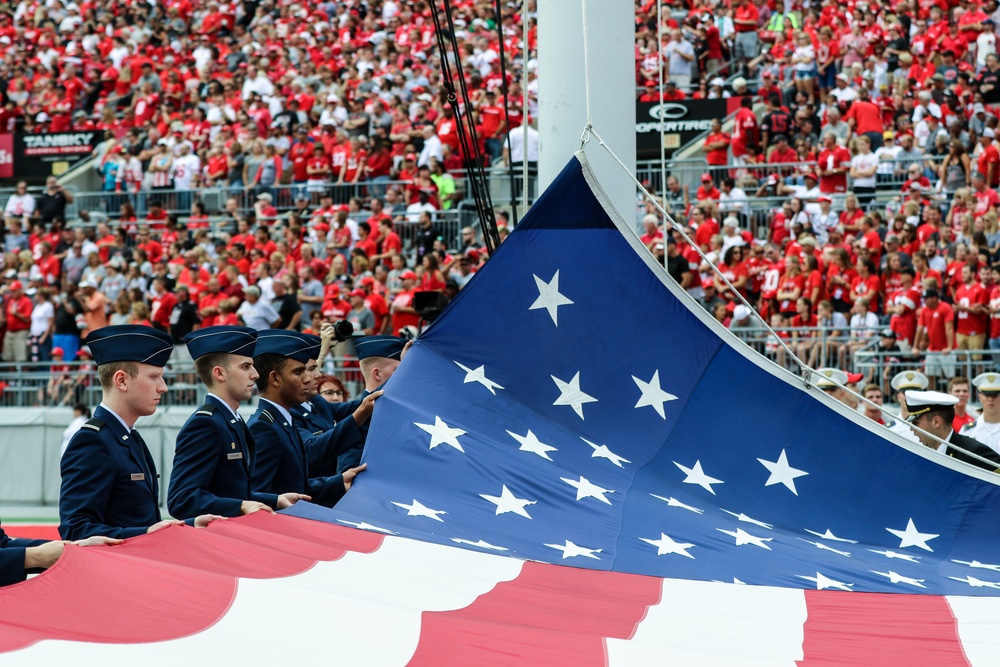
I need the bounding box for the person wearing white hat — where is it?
[960,372,1000,455]
[812,368,861,408]
[905,390,1000,472]
[884,370,929,443]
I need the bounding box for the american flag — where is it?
[314,154,1000,597]
[5,154,1000,664]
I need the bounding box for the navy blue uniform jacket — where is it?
[59,405,162,541]
[290,396,364,477]
[167,395,280,519]
[0,526,47,587]
[248,400,347,507]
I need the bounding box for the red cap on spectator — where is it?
[700,174,712,182]
[818,196,832,203]
[359,276,376,286]
[846,372,864,384]
[314,223,330,232]
[324,284,341,296]
[77,348,91,359]
[465,248,480,262]
[404,153,417,161]
[400,270,417,280]
[348,289,366,299]
[51,347,64,357]
[9,280,22,291]
[702,278,715,290]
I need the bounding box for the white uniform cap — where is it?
[972,372,1000,393]
[904,390,958,422]
[812,368,848,389]
[890,370,929,392]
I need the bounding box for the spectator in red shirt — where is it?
[845,89,886,149]
[954,263,990,357]
[703,119,731,182]
[767,134,798,173]
[977,129,1000,188]
[914,288,955,388]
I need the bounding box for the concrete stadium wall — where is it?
[0,405,258,507]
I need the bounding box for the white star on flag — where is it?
[551,372,598,419]
[640,533,695,558]
[805,529,858,543]
[869,549,921,562]
[632,370,677,419]
[506,429,557,461]
[391,499,447,522]
[871,570,926,588]
[451,538,509,552]
[454,361,504,395]
[718,528,772,550]
[650,494,704,514]
[581,438,630,468]
[414,416,467,452]
[886,518,939,552]
[952,559,1000,572]
[561,475,614,504]
[757,449,809,495]
[797,572,853,591]
[948,575,1000,589]
[480,485,536,519]
[337,520,397,534]
[673,460,724,494]
[529,270,574,325]
[721,510,773,529]
[798,539,851,557]
[544,539,602,560]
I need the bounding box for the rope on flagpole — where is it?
[586,126,998,470]
[579,0,593,147]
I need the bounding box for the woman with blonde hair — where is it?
[947,188,972,235]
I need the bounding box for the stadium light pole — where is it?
[538,0,636,224]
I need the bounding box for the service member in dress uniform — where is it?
[59,325,224,541]
[335,334,408,472]
[905,390,1000,473]
[960,372,1000,456]
[248,330,366,507]
[290,329,379,477]
[812,368,863,409]
[885,370,930,443]
[167,326,311,519]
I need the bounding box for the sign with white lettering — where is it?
[12,132,99,181]
[635,100,727,159]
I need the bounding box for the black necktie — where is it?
[129,429,156,495]
[239,417,255,463]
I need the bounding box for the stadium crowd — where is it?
[629,0,1000,400]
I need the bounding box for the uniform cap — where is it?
[973,372,1000,394]
[84,324,175,367]
[354,335,407,361]
[183,325,258,360]
[890,370,929,392]
[252,329,319,364]
[812,368,848,389]
[904,390,958,422]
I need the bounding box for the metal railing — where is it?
[727,324,999,399]
[0,356,371,408]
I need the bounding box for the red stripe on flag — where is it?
[0,514,385,654]
[799,590,970,666]
[409,561,662,666]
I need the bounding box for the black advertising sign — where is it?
[636,99,728,159]
[14,131,100,181]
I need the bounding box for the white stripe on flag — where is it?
[606,579,807,665]
[949,595,1000,667]
[5,536,523,665]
